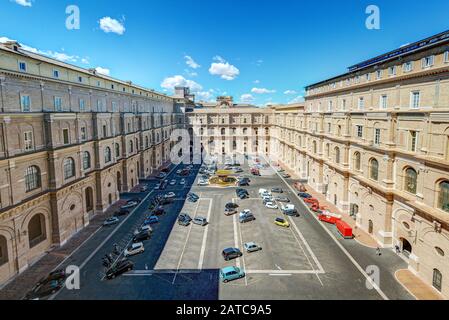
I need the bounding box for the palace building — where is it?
[186,30,449,298]
[0,41,189,285]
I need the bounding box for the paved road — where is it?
[51,157,412,300]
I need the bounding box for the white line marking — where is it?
[237,215,248,286]
[264,156,390,301]
[248,270,325,274]
[232,214,241,269]
[197,198,212,270]
[269,274,292,277]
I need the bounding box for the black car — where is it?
[271,188,283,193]
[222,248,243,261]
[133,230,152,242]
[152,207,165,215]
[225,202,239,210]
[106,259,134,280]
[159,198,174,206]
[188,193,200,200]
[238,178,250,187]
[25,280,64,299]
[236,189,249,196]
[114,209,130,217]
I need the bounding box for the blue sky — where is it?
[1,0,448,106]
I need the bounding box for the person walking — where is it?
[376,247,382,256]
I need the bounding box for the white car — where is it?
[121,201,139,209]
[124,242,144,257]
[244,242,262,253]
[265,202,278,209]
[164,192,176,199]
[154,183,161,190]
[103,217,119,226]
[198,179,209,186]
[180,179,186,185]
[169,180,177,186]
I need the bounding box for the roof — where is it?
[221,266,238,273]
[306,29,449,89]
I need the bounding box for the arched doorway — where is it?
[117,172,122,192]
[28,214,46,248]
[368,220,374,234]
[85,187,94,213]
[401,238,412,257]
[0,235,8,266]
[433,269,443,292]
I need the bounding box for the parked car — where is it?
[222,247,243,261]
[103,217,120,226]
[193,217,208,226]
[197,179,209,186]
[143,216,159,225]
[36,270,67,287]
[152,207,165,215]
[124,242,145,257]
[121,201,139,210]
[169,180,177,186]
[134,225,152,235]
[234,168,244,173]
[25,279,64,299]
[225,202,239,209]
[275,196,290,203]
[274,217,290,228]
[265,202,278,209]
[220,266,245,283]
[239,210,255,223]
[105,259,134,280]
[154,183,161,190]
[271,188,283,193]
[281,173,291,179]
[244,242,262,253]
[158,172,167,179]
[224,208,238,216]
[159,198,173,206]
[180,179,186,185]
[114,209,130,217]
[178,213,192,226]
[298,192,312,199]
[238,178,250,186]
[133,230,152,243]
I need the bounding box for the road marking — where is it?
[237,214,248,286]
[263,156,390,301]
[197,197,211,270]
[248,270,325,274]
[232,215,241,269]
[269,274,292,277]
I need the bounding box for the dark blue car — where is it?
[298,192,312,199]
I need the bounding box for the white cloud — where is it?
[251,87,276,94]
[81,58,90,64]
[160,75,202,92]
[288,95,305,104]
[196,90,215,101]
[95,67,110,76]
[184,69,198,77]
[209,57,240,80]
[12,0,32,7]
[240,94,255,103]
[46,51,78,63]
[284,90,298,95]
[253,80,260,84]
[0,36,16,43]
[184,55,200,69]
[99,17,126,35]
[254,59,263,66]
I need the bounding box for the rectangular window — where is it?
[388,66,396,76]
[403,61,413,72]
[328,101,333,112]
[445,51,449,63]
[341,99,346,110]
[356,125,363,138]
[112,101,117,112]
[80,127,87,141]
[380,95,388,109]
[376,70,383,80]
[327,123,331,133]
[366,73,371,81]
[410,91,420,109]
[53,69,60,78]
[24,131,33,151]
[18,61,27,72]
[78,76,83,83]
[97,100,103,111]
[54,97,62,111]
[62,129,69,145]
[79,99,85,111]
[422,55,434,68]
[103,125,107,138]
[374,129,381,145]
[410,131,418,152]
[21,95,31,112]
[358,97,365,110]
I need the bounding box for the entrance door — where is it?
[368,220,374,234]
[401,238,412,257]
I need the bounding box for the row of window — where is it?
[309,90,423,113]
[17,60,171,101]
[307,52,449,96]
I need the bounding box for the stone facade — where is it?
[0,41,187,286]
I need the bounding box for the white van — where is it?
[259,189,268,196]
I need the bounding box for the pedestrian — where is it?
[395,245,401,254]
[376,247,382,256]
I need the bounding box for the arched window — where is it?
[200,128,204,135]
[313,141,317,154]
[145,136,149,148]
[82,151,91,170]
[404,168,418,194]
[438,181,449,213]
[243,128,248,135]
[354,152,361,170]
[104,147,112,163]
[0,235,8,266]
[433,269,443,292]
[28,214,46,248]
[129,140,134,153]
[63,158,75,179]
[221,128,226,136]
[369,158,379,181]
[115,143,120,157]
[25,165,40,192]
[335,147,340,164]
[135,138,139,151]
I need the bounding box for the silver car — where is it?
[192,217,208,226]
[244,242,262,253]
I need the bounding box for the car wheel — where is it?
[223,279,229,283]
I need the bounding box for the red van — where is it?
[319,214,340,225]
[336,220,353,239]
